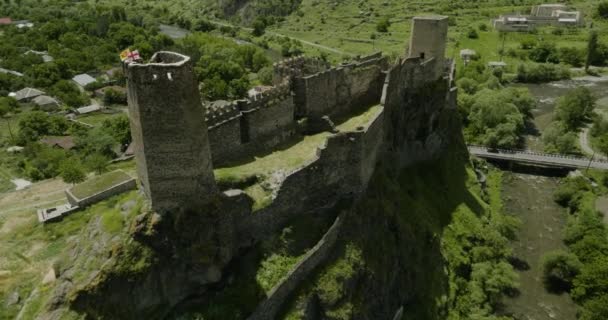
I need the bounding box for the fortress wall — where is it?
[237,108,385,247]
[272,55,330,85]
[241,82,295,142]
[205,82,297,167]
[294,55,387,120]
[207,117,242,165]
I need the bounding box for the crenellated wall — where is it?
[205,81,295,166]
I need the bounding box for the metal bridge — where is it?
[467,145,608,170]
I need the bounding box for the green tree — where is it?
[559,47,585,67]
[85,153,109,174]
[75,127,117,158]
[580,296,608,320]
[555,87,596,131]
[467,89,525,148]
[467,28,479,39]
[252,18,267,37]
[50,80,90,108]
[541,250,583,293]
[598,2,608,19]
[529,42,559,63]
[586,31,599,71]
[102,114,131,147]
[60,160,86,185]
[572,256,608,303]
[542,121,577,154]
[457,77,479,95]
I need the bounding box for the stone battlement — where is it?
[241,80,292,111]
[272,55,330,84]
[204,100,242,129]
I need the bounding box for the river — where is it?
[513,75,608,152]
[499,172,577,320]
[495,76,608,319]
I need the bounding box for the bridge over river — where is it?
[468,145,608,170]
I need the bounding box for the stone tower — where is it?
[126,51,217,213]
[408,15,448,76]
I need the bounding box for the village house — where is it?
[72,73,97,89]
[25,50,54,63]
[0,17,12,25]
[32,95,60,111]
[13,87,45,102]
[40,136,76,150]
[0,67,24,77]
[76,104,101,115]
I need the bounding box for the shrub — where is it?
[516,62,570,83]
[376,17,390,33]
[553,176,590,208]
[467,28,479,39]
[542,250,583,293]
[478,23,488,31]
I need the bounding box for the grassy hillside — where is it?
[268,0,608,60]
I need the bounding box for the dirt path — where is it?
[579,127,607,160]
[0,178,68,216]
[209,20,355,56]
[500,173,577,320]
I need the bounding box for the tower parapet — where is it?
[126,51,218,213]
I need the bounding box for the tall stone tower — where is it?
[126,51,217,213]
[408,15,448,76]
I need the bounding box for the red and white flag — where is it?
[120,49,142,63]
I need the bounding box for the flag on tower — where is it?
[120,49,142,63]
[119,49,131,62]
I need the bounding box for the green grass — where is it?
[69,170,132,199]
[335,104,383,132]
[100,208,123,233]
[76,111,125,127]
[255,253,302,292]
[0,190,140,319]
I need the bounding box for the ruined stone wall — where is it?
[237,107,385,247]
[127,52,217,213]
[248,215,342,320]
[272,55,330,85]
[293,53,387,121]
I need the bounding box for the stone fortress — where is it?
[127,15,453,214]
[96,15,457,319]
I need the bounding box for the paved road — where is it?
[209,20,355,56]
[468,145,608,170]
